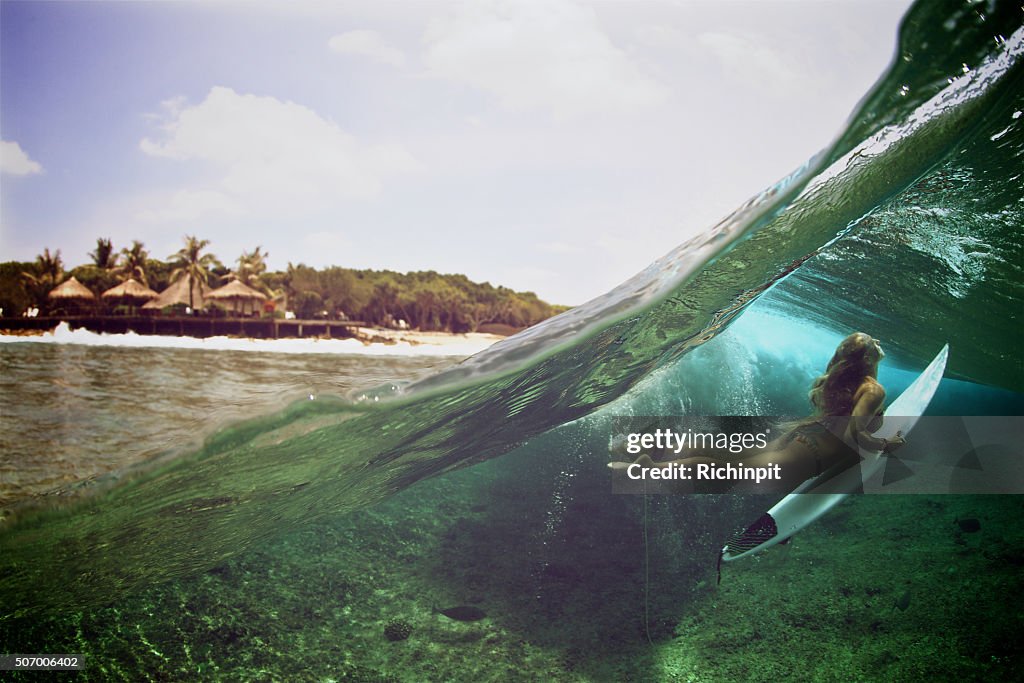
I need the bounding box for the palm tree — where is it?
[168,236,221,310]
[20,248,65,310]
[89,238,118,270]
[21,246,63,288]
[233,246,269,290]
[119,240,150,286]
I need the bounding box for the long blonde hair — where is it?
[809,333,880,417]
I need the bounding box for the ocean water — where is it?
[2,1,1023,680]
[0,342,460,509]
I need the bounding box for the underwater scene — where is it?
[2,0,1023,680]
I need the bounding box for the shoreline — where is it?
[349,326,506,349]
[0,321,506,356]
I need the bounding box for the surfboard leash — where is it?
[643,489,654,646]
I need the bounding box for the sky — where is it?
[0,0,913,306]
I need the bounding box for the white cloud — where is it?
[328,29,407,67]
[697,31,811,93]
[139,86,419,222]
[539,241,582,255]
[634,24,686,50]
[301,230,352,258]
[135,189,242,224]
[1,140,43,176]
[423,0,669,119]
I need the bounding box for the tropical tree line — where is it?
[0,237,568,332]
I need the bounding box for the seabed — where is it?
[2,447,1020,682]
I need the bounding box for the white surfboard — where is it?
[720,344,948,564]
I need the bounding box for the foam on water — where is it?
[0,321,498,357]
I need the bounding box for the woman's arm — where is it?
[849,382,903,452]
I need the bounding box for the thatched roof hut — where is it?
[142,275,206,312]
[48,276,96,301]
[206,279,267,316]
[102,278,159,301]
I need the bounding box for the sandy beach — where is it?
[351,326,505,348]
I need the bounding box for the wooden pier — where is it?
[0,316,367,340]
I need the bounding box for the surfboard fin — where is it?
[724,512,779,557]
[956,448,984,471]
[882,454,915,486]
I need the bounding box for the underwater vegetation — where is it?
[0,451,1020,681]
[383,620,413,643]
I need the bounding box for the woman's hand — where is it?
[608,454,656,473]
[882,431,906,453]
